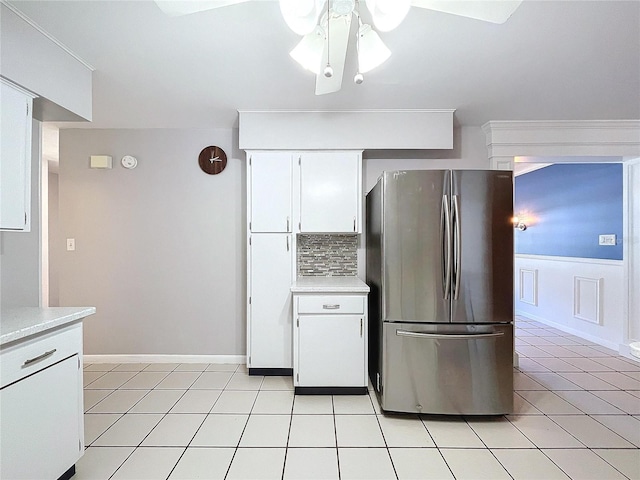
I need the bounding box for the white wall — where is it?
[625,158,640,345]
[57,128,244,356]
[515,255,625,349]
[48,171,60,306]
[0,3,92,121]
[1,120,42,308]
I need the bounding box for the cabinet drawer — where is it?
[0,322,82,388]
[297,295,364,314]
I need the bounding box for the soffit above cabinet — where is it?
[238,110,454,150]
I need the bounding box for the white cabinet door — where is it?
[249,152,292,233]
[300,151,361,233]
[0,355,81,480]
[0,80,32,231]
[297,315,365,386]
[249,234,293,369]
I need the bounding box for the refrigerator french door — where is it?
[366,170,514,415]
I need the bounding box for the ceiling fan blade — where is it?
[315,14,352,95]
[154,0,252,16]
[411,0,522,24]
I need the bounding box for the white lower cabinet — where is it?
[248,234,293,370]
[0,323,84,480]
[293,293,368,392]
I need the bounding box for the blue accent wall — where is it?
[514,164,623,260]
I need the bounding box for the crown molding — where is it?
[482,119,640,170]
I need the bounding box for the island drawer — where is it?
[0,322,82,388]
[297,295,365,314]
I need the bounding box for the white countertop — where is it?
[0,307,96,346]
[291,276,370,293]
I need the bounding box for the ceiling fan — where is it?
[155,0,522,95]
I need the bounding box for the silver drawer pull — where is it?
[323,304,340,310]
[23,349,57,367]
[396,330,504,340]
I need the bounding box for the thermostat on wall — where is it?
[90,155,112,169]
[121,155,138,169]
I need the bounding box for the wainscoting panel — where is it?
[515,254,624,350]
[573,276,602,324]
[519,268,538,306]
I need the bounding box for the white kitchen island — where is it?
[1,306,95,480]
[291,277,370,394]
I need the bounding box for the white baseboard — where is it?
[516,311,620,351]
[618,344,640,364]
[83,354,246,365]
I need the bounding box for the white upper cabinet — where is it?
[1,80,33,232]
[299,151,362,233]
[249,152,292,233]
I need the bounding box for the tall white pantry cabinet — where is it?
[246,150,362,374]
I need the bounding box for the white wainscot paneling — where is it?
[573,276,602,325]
[518,268,538,306]
[515,255,624,350]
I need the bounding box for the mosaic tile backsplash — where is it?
[297,234,358,276]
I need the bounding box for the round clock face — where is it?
[121,155,137,169]
[198,146,227,175]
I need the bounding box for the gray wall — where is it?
[1,120,42,308]
[57,126,486,356]
[57,129,244,355]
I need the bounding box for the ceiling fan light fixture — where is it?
[357,24,391,73]
[323,63,334,77]
[365,0,411,32]
[279,0,325,35]
[290,26,326,74]
[332,0,356,16]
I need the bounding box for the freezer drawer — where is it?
[380,322,513,415]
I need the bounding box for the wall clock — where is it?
[198,145,227,175]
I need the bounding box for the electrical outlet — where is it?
[599,234,616,246]
[66,238,75,251]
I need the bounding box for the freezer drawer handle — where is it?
[323,304,340,310]
[396,330,504,340]
[23,348,57,367]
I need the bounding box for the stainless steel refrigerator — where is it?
[366,170,514,415]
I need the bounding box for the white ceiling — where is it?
[8,0,640,129]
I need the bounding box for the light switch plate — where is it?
[599,234,616,246]
[66,238,75,251]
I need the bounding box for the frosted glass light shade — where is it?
[290,26,325,74]
[365,0,410,31]
[279,0,325,35]
[357,24,391,73]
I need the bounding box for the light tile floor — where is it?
[77,316,640,479]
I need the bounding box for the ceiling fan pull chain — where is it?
[324,0,333,77]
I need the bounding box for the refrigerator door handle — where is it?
[452,194,462,300]
[396,330,504,340]
[442,194,452,299]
